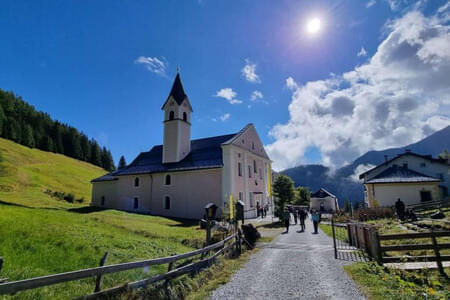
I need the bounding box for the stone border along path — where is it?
[210,219,365,300]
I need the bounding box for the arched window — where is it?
[253,160,257,173]
[101,196,105,206]
[134,197,139,209]
[183,112,187,122]
[169,111,175,120]
[134,177,139,187]
[164,196,171,209]
[165,174,171,185]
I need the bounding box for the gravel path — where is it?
[210,220,365,300]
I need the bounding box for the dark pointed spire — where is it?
[168,73,187,105]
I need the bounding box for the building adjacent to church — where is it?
[91,73,272,219]
[359,151,450,208]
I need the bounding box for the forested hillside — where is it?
[0,89,115,171]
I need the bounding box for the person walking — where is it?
[283,209,291,233]
[299,208,307,232]
[312,210,320,234]
[395,198,405,221]
[293,209,298,225]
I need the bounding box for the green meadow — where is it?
[0,138,204,299]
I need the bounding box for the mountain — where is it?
[281,126,450,206]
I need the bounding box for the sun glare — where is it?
[307,18,321,34]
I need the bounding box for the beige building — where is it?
[359,151,450,208]
[91,73,272,219]
[310,188,339,212]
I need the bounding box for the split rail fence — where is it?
[0,231,240,299]
[331,218,450,273]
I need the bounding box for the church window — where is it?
[169,111,175,120]
[249,192,254,207]
[255,180,258,186]
[238,163,242,176]
[259,168,262,180]
[164,196,171,209]
[239,192,243,201]
[252,142,255,150]
[183,112,187,121]
[134,197,139,209]
[248,165,252,178]
[134,177,139,187]
[253,160,257,173]
[165,174,171,185]
[101,196,105,206]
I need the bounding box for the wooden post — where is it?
[370,229,382,265]
[331,216,338,259]
[431,231,445,276]
[163,260,174,292]
[206,219,211,246]
[94,252,109,293]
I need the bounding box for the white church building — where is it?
[91,73,272,219]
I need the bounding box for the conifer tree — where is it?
[90,140,102,166]
[0,105,5,136]
[118,155,127,169]
[22,124,35,148]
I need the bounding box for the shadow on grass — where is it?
[257,222,284,229]
[0,199,30,207]
[67,206,109,214]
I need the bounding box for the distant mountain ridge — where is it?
[281,126,450,206]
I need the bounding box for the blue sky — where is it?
[1,0,449,170]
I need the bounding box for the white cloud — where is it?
[357,47,367,57]
[350,164,376,182]
[220,113,231,121]
[367,0,376,8]
[134,56,167,77]
[241,59,261,83]
[250,90,264,101]
[285,77,298,90]
[215,88,243,104]
[266,8,450,171]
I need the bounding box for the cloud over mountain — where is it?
[266,7,450,171]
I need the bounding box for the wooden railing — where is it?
[0,231,240,298]
[378,231,450,274]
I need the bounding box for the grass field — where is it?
[0,138,206,299]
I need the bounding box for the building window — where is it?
[254,160,257,173]
[252,142,255,150]
[134,197,139,209]
[420,191,432,202]
[238,163,242,177]
[248,165,252,178]
[101,196,105,206]
[255,180,258,186]
[249,192,254,207]
[420,162,426,168]
[403,162,408,168]
[169,111,175,120]
[183,112,187,122]
[134,177,139,187]
[165,174,171,185]
[242,139,245,144]
[239,192,243,201]
[259,168,262,180]
[164,196,171,209]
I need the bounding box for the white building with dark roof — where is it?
[91,73,272,219]
[310,188,339,212]
[359,151,450,207]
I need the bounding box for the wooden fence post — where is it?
[163,260,174,292]
[370,229,382,265]
[431,231,445,276]
[331,216,337,259]
[94,252,109,293]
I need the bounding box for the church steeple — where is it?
[162,72,193,164]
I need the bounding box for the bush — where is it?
[64,193,75,203]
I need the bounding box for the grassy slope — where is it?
[0,137,105,208]
[0,138,204,299]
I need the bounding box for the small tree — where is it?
[294,186,311,206]
[344,199,352,213]
[272,175,295,218]
[118,155,127,169]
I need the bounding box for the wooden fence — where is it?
[0,231,240,298]
[334,220,450,274]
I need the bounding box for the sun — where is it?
[307,18,321,34]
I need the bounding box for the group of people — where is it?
[394,198,417,221]
[256,203,269,218]
[283,207,321,234]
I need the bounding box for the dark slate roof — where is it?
[366,165,440,184]
[91,174,119,183]
[92,133,237,180]
[359,151,449,179]
[311,188,336,198]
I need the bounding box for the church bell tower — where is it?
[161,72,193,163]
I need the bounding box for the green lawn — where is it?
[0,138,205,299]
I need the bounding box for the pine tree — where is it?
[80,134,91,162]
[21,124,35,148]
[101,147,115,172]
[0,105,5,136]
[90,140,102,167]
[118,155,127,169]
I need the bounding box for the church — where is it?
[91,73,272,219]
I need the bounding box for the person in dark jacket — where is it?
[311,210,320,234]
[283,209,291,232]
[299,208,307,232]
[395,198,405,221]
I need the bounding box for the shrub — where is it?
[64,193,75,203]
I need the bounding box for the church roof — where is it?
[91,133,237,181]
[365,165,440,184]
[311,188,336,199]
